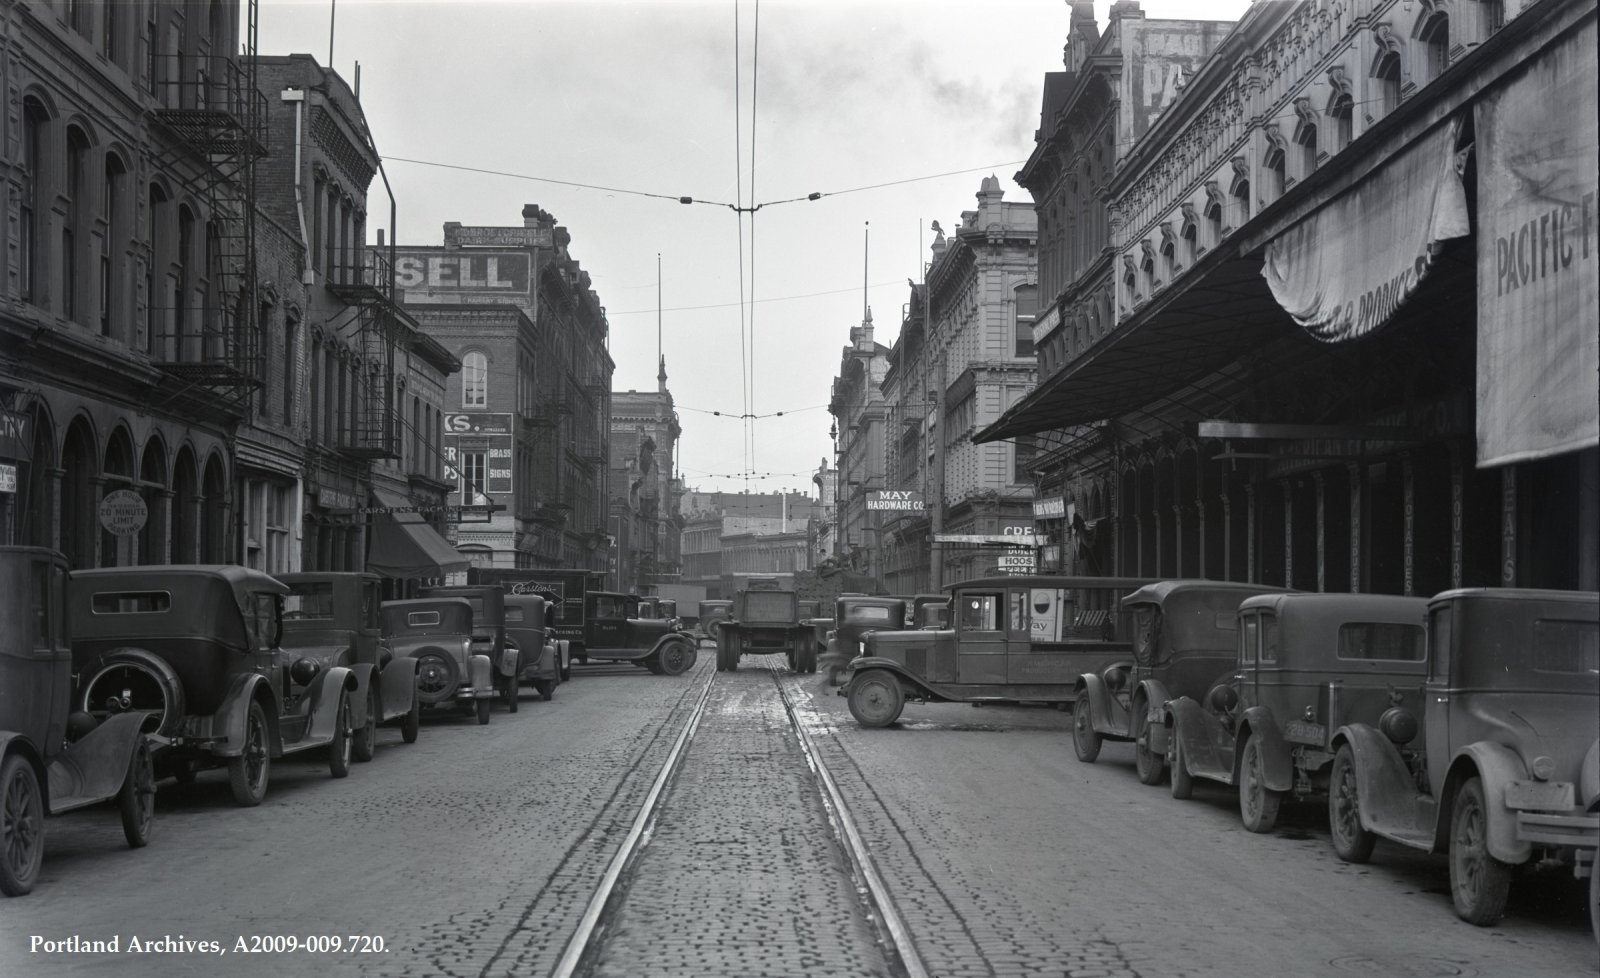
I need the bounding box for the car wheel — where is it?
[847,670,904,728]
[352,688,378,763]
[1449,777,1513,926]
[1329,744,1376,863]
[118,739,156,849]
[401,693,421,744]
[1133,706,1165,786]
[476,695,492,726]
[1169,732,1194,800]
[0,754,44,897]
[657,641,693,676]
[533,679,555,702]
[1072,691,1102,763]
[1239,732,1281,833]
[227,701,271,807]
[503,673,520,714]
[1589,849,1599,946]
[328,692,352,779]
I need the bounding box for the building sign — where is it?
[392,251,532,301]
[445,225,552,248]
[0,410,30,461]
[933,531,1046,547]
[1262,119,1469,342]
[865,490,924,511]
[0,463,15,494]
[998,547,1037,575]
[1033,496,1065,519]
[314,487,360,511]
[1474,22,1599,468]
[98,489,148,536]
[445,413,514,506]
[444,413,514,435]
[1031,305,1061,343]
[1029,587,1066,642]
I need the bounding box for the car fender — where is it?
[347,662,377,729]
[216,673,277,757]
[1075,673,1128,739]
[467,654,495,696]
[0,733,48,809]
[556,640,570,672]
[519,642,557,681]
[1238,707,1295,792]
[46,711,152,811]
[845,656,945,703]
[650,633,693,658]
[1331,724,1434,850]
[1441,743,1533,865]
[1135,678,1173,755]
[378,656,420,722]
[301,666,359,747]
[1165,696,1236,785]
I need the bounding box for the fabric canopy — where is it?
[1261,117,1470,342]
[366,488,468,578]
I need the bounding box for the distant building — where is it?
[610,364,681,593]
[827,311,890,581]
[678,488,818,598]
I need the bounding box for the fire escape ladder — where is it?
[325,251,406,460]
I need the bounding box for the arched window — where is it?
[21,98,48,306]
[1374,50,1402,116]
[103,153,128,339]
[66,127,92,325]
[176,204,196,360]
[462,351,488,407]
[1330,93,1354,153]
[1264,144,1287,200]
[1419,12,1450,82]
[1013,284,1038,357]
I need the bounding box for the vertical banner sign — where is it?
[1474,21,1599,467]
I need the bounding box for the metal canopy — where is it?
[976,246,1297,443]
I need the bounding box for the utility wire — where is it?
[746,0,762,502]
[732,0,750,500]
[607,279,911,316]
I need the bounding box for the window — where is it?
[176,205,195,357]
[1295,123,1318,179]
[1260,614,1279,663]
[1375,51,1402,116]
[21,99,46,305]
[1007,591,1029,636]
[460,450,487,503]
[1013,434,1037,485]
[1182,222,1199,265]
[1419,13,1450,82]
[1330,94,1354,153]
[1240,615,1258,663]
[1263,145,1287,201]
[959,594,1000,631]
[407,611,441,627]
[91,591,172,614]
[102,2,118,63]
[1531,619,1599,675]
[245,592,279,649]
[1232,180,1251,227]
[283,318,297,424]
[103,154,127,338]
[66,128,91,325]
[1013,285,1038,356]
[284,582,336,620]
[462,351,488,407]
[266,485,291,572]
[1205,198,1223,245]
[1338,622,1426,661]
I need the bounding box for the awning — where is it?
[366,488,469,579]
[976,245,1297,442]
[1261,118,1469,342]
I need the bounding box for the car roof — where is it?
[1427,587,1599,607]
[1238,591,1429,620]
[383,597,473,611]
[279,571,381,584]
[72,564,288,595]
[1122,580,1292,607]
[952,575,1156,590]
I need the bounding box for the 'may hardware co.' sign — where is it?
[865,490,924,511]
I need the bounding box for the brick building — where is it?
[679,489,817,599]
[394,207,613,572]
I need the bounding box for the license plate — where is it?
[1283,720,1326,746]
[1504,780,1574,811]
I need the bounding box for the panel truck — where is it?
[716,585,817,674]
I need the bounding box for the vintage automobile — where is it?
[503,593,561,701]
[1072,581,1288,784]
[657,598,680,625]
[798,599,822,621]
[1162,592,1430,834]
[818,596,908,686]
[565,591,697,674]
[73,565,358,807]
[1323,588,1597,936]
[381,598,496,724]
[419,585,522,713]
[279,572,421,758]
[717,586,816,673]
[841,577,1154,727]
[1,547,155,897]
[912,596,950,629]
[698,600,734,640]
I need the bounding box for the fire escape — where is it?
[324,248,405,461]
[147,1,267,417]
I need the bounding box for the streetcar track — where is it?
[540,652,927,978]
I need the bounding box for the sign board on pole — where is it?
[865,490,924,511]
[1032,496,1065,519]
[932,532,1047,547]
[98,489,148,536]
[0,463,15,494]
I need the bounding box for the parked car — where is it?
[73,565,358,807]
[699,600,734,640]
[1162,592,1430,834]
[657,598,680,626]
[1323,588,1598,937]
[1,547,155,897]
[841,577,1154,727]
[279,572,421,758]
[911,598,949,629]
[381,598,496,724]
[503,593,560,701]
[717,586,816,673]
[465,567,602,681]
[819,596,908,686]
[1072,581,1288,784]
[419,585,521,713]
[798,599,822,621]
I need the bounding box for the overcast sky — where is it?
[256,0,1251,498]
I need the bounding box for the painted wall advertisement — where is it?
[444,413,514,505]
[392,250,533,305]
[1474,21,1598,467]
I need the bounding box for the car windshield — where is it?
[283,582,336,620]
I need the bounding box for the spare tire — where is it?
[411,649,459,705]
[80,647,186,737]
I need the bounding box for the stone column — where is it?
[1448,445,1464,589]
[1347,463,1362,593]
[1195,498,1208,578]
[45,467,64,553]
[156,489,175,565]
[1219,495,1232,581]
[1172,503,1185,578]
[90,476,107,567]
[1402,457,1415,597]
[187,492,206,564]
[1282,481,1294,588]
[1134,514,1146,578]
[1313,471,1326,593]
[1245,484,1257,583]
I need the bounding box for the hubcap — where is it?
[246,716,268,790]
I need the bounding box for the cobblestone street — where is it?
[3,656,1594,978]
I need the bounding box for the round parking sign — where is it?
[99,488,148,536]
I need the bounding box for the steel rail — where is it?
[548,668,717,978]
[769,663,932,978]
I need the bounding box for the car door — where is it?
[359,578,383,663]
[1422,602,1453,800]
[589,595,625,650]
[954,590,1006,685]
